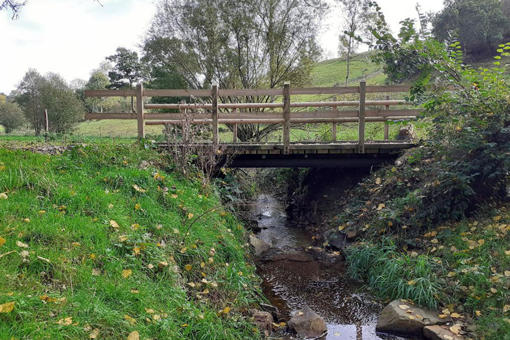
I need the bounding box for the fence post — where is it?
[232,108,238,142]
[136,84,145,139]
[358,81,366,153]
[332,96,337,142]
[283,82,291,155]
[384,95,390,140]
[44,109,49,133]
[212,84,219,148]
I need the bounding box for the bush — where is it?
[0,102,25,133]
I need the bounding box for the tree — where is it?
[337,0,376,86]
[85,71,111,113]
[145,0,326,141]
[1,0,102,19]
[432,0,510,59]
[106,47,143,113]
[16,70,85,134]
[0,101,25,133]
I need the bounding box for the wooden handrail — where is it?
[84,82,422,144]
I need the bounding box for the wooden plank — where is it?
[85,89,137,97]
[290,100,406,108]
[212,84,219,147]
[136,84,145,139]
[366,109,420,117]
[358,81,366,153]
[145,117,416,125]
[85,113,137,120]
[145,103,212,110]
[232,108,238,142]
[283,82,291,155]
[219,88,283,96]
[289,87,359,95]
[144,89,212,97]
[384,95,390,140]
[332,96,337,142]
[365,85,411,93]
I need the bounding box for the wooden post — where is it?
[44,109,49,133]
[212,84,219,147]
[283,82,291,154]
[232,108,238,142]
[136,84,145,139]
[384,95,390,140]
[332,96,337,142]
[358,81,366,153]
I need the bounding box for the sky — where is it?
[0,0,445,94]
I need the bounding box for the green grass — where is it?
[346,207,510,340]
[0,143,262,339]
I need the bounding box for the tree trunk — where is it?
[345,36,352,87]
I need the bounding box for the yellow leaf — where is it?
[407,280,416,286]
[505,271,510,277]
[92,269,100,276]
[449,324,461,335]
[57,317,73,326]
[158,261,168,268]
[132,185,146,193]
[202,289,209,295]
[475,310,482,317]
[110,220,120,229]
[23,218,30,223]
[188,213,194,219]
[134,203,141,211]
[491,288,498,294]
[185,264,192,271]
[439,314,448,319]
[494,215,502,222]
[447,272,456,277]
[503,305,510,313]
[477,239,485,245]
[122,269,132,279]
[0,237,5,247]
[89,328,100,339]
[398,305,410,310]
[0,193,7,200]
[377,203,385,211]
[222,307,231,314]
[338,226,346,231]
[127,331,139,340]
[181,324,188,327]
[375,178,381,185]
[171,194,178,199]
[0,302,15,313]
[180,247,187,254]
[118,235,128,242]
[505,250,510,256]
[133,248,141,256]
[451,312,462,318]
[124,315,136,325]
[391,167,397,172]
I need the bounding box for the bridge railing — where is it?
[84,82,420,154]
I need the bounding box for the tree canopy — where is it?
[432,0,510,59]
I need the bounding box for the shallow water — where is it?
[247,194,420,340]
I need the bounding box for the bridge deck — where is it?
[157,140,415,154]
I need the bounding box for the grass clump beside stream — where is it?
[0,143,262,339]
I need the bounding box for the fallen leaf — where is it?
[185,264,193,271]
[124,315,136,325]
[399,305,410,310]
[447,272,456,277]
[57,317,73,326]
[92,269,101,276]
[505,271,510,277]
[338,226,345,231]
[132,185,146,193]
[89,328,100,339]
[16,241,28,248]
[0,301,15,313]
[377,203,385,211]
[221,307,231,314]
[188,213,194,219]
[122,269,132,279]
[449,324,461,335]
[0,193,8,199]
[0,237,5,247]
[110,220,120,229]
[475,310,482,317]
[375,178,381,185]
[503,305,510,313]
[451,312,462,318]
[127,331,139,340]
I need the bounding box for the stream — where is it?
[246,193,420,340]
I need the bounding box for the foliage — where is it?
[0,0,25,19]
[432,0,510,60]
[16,69,85,135]
[144,0,325,141]
[337,0,376,86]
[0,101,25,133]
[106,47,144,113]
[0,143,262,339]
[346,207,510,340]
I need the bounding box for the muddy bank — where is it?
[240,193,418,340]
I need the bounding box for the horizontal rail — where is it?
[87,109,419,121]
[144,100,409,110]
[144,89,212,97]
[85,90,137,97]
[145,117,417,125]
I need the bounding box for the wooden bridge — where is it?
[85,82,420,167]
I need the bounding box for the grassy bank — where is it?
[346,206,510,340]
[0,143,262,339]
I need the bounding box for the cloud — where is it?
[0,0,156,93]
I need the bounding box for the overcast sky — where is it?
[0,0,445,94]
